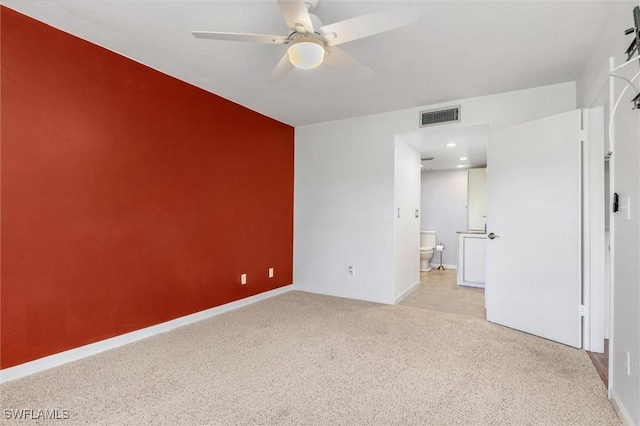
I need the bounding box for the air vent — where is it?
[420,106,460,127]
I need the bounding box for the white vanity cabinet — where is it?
[457,232,486,288]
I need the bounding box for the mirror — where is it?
[467,168,487,231]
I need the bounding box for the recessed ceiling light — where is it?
[459,157,467,161]
[447,143,456,147]
[457,165,465,168]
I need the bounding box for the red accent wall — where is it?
[0,7,294,369]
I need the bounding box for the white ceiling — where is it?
[398,123,488,171]
[1,0,615,126]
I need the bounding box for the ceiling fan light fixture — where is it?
[287,36,325,69]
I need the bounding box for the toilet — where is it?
[420,230,437,272]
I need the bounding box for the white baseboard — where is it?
[0,285,293,384]
[394,281,421,304]
[610,388,636,426]
[428,263,457,270]
[292,284,390,305]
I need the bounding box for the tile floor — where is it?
[400,268,486,319]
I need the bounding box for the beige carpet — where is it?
[1,291,619,425]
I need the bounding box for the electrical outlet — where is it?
[268,268,274,278]
[624,350,631,375]
[348,266,354,276]
[241,274,247,285]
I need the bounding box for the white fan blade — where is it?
[324,46,374,79]
[277,0,315,34]
[320,5,418,46]
[268,52,294,82]
[192,31,289,45]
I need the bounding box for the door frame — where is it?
[582,107,606,353]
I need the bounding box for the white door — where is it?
[485,109,582,348]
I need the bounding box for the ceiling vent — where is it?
[419,106,460,127]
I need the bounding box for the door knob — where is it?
[487,232,499,239]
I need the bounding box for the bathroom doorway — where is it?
[395,123,489,318]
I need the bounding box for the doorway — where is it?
[395,123,489,316]
[587,109,611,389]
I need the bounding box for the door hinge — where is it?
[580,130,586,141]
[579,305,588,317]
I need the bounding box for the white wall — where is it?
[393,139,421,301]
[609,86,640,424]
[294,117,397,304]
[420,169,468,266]
[577,2,640,424]
[294,81,576,304]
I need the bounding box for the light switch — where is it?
[624,196,631,221]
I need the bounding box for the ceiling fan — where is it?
[192,0,417,81]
